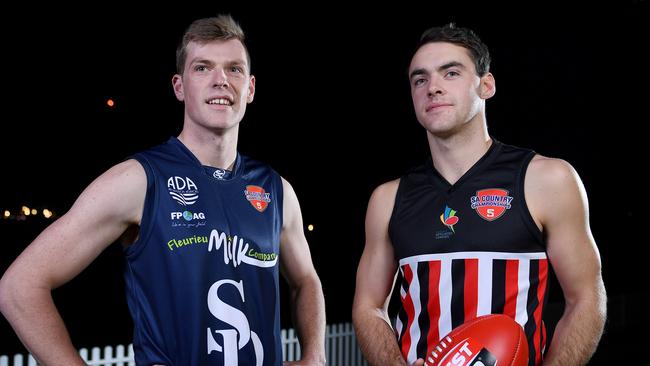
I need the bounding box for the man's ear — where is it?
[480,72,496,99]
[172,74,185,101]
[247,75,256,103]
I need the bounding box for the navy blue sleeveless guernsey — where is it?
[126,137,283,365]
[389,140,548,366]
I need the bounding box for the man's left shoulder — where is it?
[529,155,576,177]
[526,155,582,194]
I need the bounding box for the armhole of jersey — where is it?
[276,172,284,236]
[124,155,157,259]
[387,178,403,251]
[517,151,545,247]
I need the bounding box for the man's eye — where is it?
[195,65,207,72]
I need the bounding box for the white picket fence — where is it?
[0,322,368,366]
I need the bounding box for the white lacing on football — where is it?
[425,336,454,365]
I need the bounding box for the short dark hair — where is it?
[416,23,490,76]
[176,14,250,75]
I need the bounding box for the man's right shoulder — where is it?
[374,179,400,194]
[69,158,148,226]
[114,158,146,173]
[97,159,147,188]
[370,179,400,204]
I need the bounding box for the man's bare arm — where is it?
[0,160,146,365]
[526,157,606,365]
[352,180,422,366]
[280,178,326,366]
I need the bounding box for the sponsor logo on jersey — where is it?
[208,229,278,268]
[167,176,199,206]
[440,206,459,232]
[167,234,209,251]
[170,211,207,228]
[171,211,206,221]
[165,229,279,267]
[244,185,271,212]
[436,206,459,239]
[470,188,513,221]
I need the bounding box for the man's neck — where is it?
[177,126,238,170]
[427,123,491,185]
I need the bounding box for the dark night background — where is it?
[1,3,647,364]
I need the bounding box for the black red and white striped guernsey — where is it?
[389,140,548,366]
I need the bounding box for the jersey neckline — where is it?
[426,138,503,193]
[168,136,244,181]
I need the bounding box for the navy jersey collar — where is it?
[168,136,243,180]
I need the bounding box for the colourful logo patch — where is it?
[244,185,271,212]
[470,188,513,221]
[440,206,459,233]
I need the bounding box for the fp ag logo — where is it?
[207,279,264,366]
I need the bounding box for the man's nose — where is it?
[213,68,229,88]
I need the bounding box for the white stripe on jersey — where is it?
[395,315,403,340]
[477,258,493,317]
[438,259,453,341]
[515,259,530,328]
[407,262,421,364]
[396,266,405,346]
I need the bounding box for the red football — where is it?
[424,314,528,366]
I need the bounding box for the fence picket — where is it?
[288,328,297,361]
[127,344,135,366]
[115,344,126,366]
[344,323,351,365]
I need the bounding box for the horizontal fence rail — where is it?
[1,322,369,366]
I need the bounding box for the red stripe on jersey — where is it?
[426,261,441,349]
[400,265,416,359]
[534,260,548,364]
[503,260,519,319]
[464,258,479,321]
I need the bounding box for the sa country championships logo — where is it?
[440,206,459,233]
[470,188,513,221]
[244,185,271,212]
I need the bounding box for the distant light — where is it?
[307,224,314,232]
[22,206,30,216]
[31,209,37,215]
[43,209,53,219]
[3,210,9,218]
[107,99,115,107]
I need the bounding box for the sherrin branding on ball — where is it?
[424,314,528,366]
